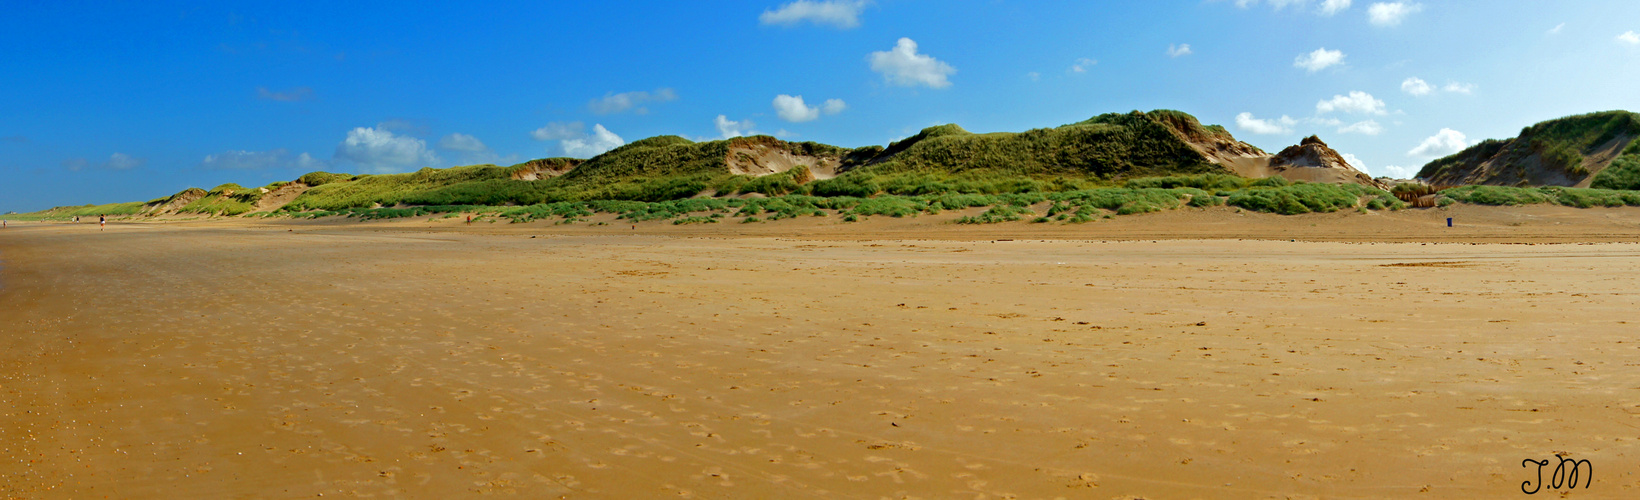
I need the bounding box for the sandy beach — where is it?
[5,208,1640,498]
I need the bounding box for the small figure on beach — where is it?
[99,215,105,231]
[466,215,472,224]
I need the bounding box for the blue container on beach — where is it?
[1447,217,1453,227]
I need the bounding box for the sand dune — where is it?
[4,211,1640,497]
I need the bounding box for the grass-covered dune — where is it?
[278,109,1272,211]
[55,109,1640,224]
[3,201,149,221]
[271,175,1406,226]
[850,110,1251,178]
[1419,110,1640,187]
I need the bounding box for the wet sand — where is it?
[5,209,1640,498]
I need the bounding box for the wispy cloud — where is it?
[105,153,144,170]
[1069,57,1098,73]
[437,133,489,153]
[589,88,678,115]
[1167,44,1193,58]
[1231,0,1351,16]
[1403,77,1474,96]
[1337,120,1384,135]
[1319,0,1352,16]
[1620,31,1640,45]
[64,153,145,172]
[201,149,326,170]
[1442,82,1475,94]
[438,133,513,166]
[256,86,313,102]
[531,122,586,141]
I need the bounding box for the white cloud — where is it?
[333,127,441,174]
[1547,23,1565,35]
[531,122,586,141]
[438,133,489,152]
[821,98,847,115]
[1167,44,1193,57]
[760,0,870,29]
[1235,112,1297,135]
[771,96,847,123]
[561,124,624,158]
[1367,2,1422,27]
[1025,71,1041,81]
[296,153,326,170]
[1619,31,1640,45]
[1319,0,1352,16]
[868,38,956,89]
[1381,164,1419,178]
[1338,120,1384,135]
[773,94,821,122]
[1316,91,1386,115]
[1442,82,1476,94]
[1401,77,1433,96]
[530,122,622,158]
[1294,48,1345,73]
[199,149,323,170]
[1232,0,1350,16]
[1408,128,1469,158]
[1069,57,1098,73]
[715,115,757,139]
[1342,152,1367,171]
[588,88,678,115]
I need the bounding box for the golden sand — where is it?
[4,207,1640,498]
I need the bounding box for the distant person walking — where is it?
[99,215,105,231]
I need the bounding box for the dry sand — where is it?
[5,207,1640,498]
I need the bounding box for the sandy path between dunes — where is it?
[5,223,1640,498]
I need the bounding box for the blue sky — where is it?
[3,1,1639,212]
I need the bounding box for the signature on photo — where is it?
[1521,456,1591,494]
